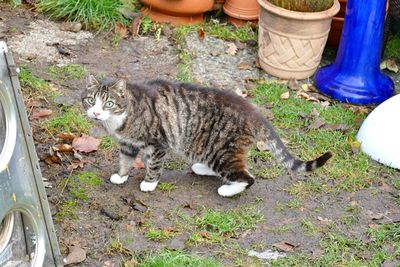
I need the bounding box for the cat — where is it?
[81,75,332,197]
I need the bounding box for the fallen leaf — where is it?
[115,22,128,38]
[273,241,297,252]
[323,124,349,132]
[102,260,116,267]
[381,59,399,73]
[63,246,86,265]
[386,59,399,73]
[287,79,299,90]
[234,87,247,98]
[30,108,52,120]
[67,160,84,171]
[317,216,333,225]
[100,208,122,221]
[308,117,326,130]
[280,91,290,100]
[226,43,238,55]
[197,27,205,41]
[310,108,320,117]
[130,16,141,37]
[132,156,145,169]
[367,211,384,220]
[58,133,78,141]
[320,101,330,108]
[72,135,101,153]
[183,202,193,209]
[200,231,211,239]
[124,259,138,267]
[237,62,252,70]
[248,249,286,261]
[369,223,378,229]
[301,84,311,92]
[297,91,319,102]
[348,137,361,154]
[256,141,269,151]
[261,108,274,120]
[53,144,73,153]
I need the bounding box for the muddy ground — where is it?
[1,3,400,267]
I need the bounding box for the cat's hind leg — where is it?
[218,170,254,197]
[110,145,139,184]
[140,147,166,192]
[191,163,218,176]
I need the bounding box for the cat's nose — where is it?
[93,111,100,117]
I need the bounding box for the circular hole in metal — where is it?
[0,213,14,254]
[0,82,17,170]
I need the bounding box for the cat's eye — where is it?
[86,97,95,105]
[105,101,114,108]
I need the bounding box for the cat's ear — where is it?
[110,79,126,96]
[86,75,99,89]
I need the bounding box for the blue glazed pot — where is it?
[315,0,394,105]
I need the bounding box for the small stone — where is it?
[54,95,75,107]
[60,22,82,33]
[167,234,188,250]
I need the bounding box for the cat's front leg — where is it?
[140,147,166,192]
[110,145,139,184]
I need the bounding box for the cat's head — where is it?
[81,75,128,121]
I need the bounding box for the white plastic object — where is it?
[356,94,400,169]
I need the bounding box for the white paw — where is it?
[110,173,128,184]
[217,182,248,197]
[191,163,217,176]
[140,180,159,192]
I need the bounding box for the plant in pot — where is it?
[257,0,340,79]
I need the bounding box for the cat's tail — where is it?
[259,121,332,172]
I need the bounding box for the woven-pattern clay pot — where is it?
[257,0,340,79]
[140,0,214,25]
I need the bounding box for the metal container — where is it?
[0,41,63,266]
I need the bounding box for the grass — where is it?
[269,223,400,266]
[385,34,400,59]
[157,182,177,193]
[252,82,394,192]
[19,67,50,91]
[189,206,263,244]
[100,136,118,150]
[106,234,133,257]
[164,160,187,171]
[48,64,87,82]
[36,0,132,31]
[45,107,92,134]
[145,227,176,241]
[136,250,222,267]
[55,199,78,219]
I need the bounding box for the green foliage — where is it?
[45,107,92,134]
[19,66,50,92]
[55,200,78,219]
[76,171,102,187]
[36,0,130,30]
[385,34,400,59]
[48,64,87,81]
[100,136,118,150]
[253,82,393,192]
[137,250,222,267]
[157,182,177,193]
[267,0,334,12]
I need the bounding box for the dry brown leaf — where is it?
[58,132,78,142]
[115,22,128,38]
[102,260,117,267]
[124,259,138,267]
[308,117,326,130]
[197,27,205,41]
[273,241,297,252]
[237,62,253,70]
[132,156,145,169]
[67,160,85,171]
[30,108,52,120]
[297,91,319,102]
[130,16,141,38]
[63,246,86,265]
[323,124,349,132]
[280,91,290,100]
[53,144,73,153]
[256,141,269,151]
[44,155,62,165]
[386,59,399,73]
[226,43,238,55]
[200,231,211,239]
[72,135,101,153]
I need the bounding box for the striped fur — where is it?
[82,75,332,196]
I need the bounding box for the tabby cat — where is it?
[81,75,332,197]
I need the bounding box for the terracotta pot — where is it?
[223,0,260,27]
[257,0,340,79]
[140,0,214,25]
